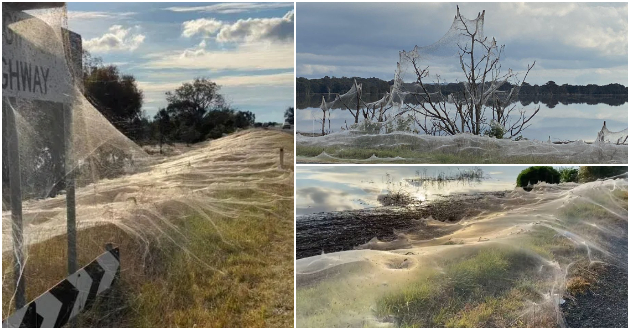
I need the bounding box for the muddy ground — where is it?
[296,191,509,259]
[562,263,628,328]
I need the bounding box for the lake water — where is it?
[296,96,628,142]
[296,166,531,216]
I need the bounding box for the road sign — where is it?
[2,9,73,102]
[2,248,120,328]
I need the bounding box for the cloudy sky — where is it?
[297,2,628,86]
[67,2,294,121]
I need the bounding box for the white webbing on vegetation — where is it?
[296,178,628,327]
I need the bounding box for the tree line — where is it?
[516,166,627,187]
[82,51,293,148]
[297,76,628,97]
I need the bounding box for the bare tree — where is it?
[408,7,539,139]
[336,80,364,124]
[318,96,328,136]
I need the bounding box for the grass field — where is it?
[2,130,294,327]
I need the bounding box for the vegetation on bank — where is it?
[297,182,627,327]
[517,166,627,186]
[297,76,628,98]
[516,166,560,187]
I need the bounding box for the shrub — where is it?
[559,167,579,183]
[566,276,590,295]
[377,191,415,206]
[578,166,627,183]
[516,166,560,187]
[352,119,383,134]
[484,120,505,139]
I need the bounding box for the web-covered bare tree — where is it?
[334,79,364,125]
[313,79,366,135]
[405,7,539,139]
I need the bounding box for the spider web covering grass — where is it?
[296,177,627,327]
[2,130,295,327]
[296,132,627,164]
[2,4,294,326]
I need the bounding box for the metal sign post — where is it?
[3,100,26,309]
[64,104,77,274]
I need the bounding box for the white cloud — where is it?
[297,3,627,84]
[83,25,145,52]
[494,3,628,57]
[216,10,294,43]
[68,11,135,20]
[164,2,293,14]
[215,72,293,87]
[143,42,294,71]
[137,72,293,93]
[182,18,224,38]
[299,64,338,76]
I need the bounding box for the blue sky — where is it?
[67,2,294,122]
[296,2,628,86]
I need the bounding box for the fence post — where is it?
[279,147,284,169]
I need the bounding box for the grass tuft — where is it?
[374,246,555,327]
[566,276,591,296]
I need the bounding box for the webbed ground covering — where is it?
[296,178,628,327]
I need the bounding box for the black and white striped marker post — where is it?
[2,247,120,328]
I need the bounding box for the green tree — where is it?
[83,60,144,140]
[166,78,224,122]
[284,106,294,124]
[578,166,627,183]
[516,166,560,187]
[165,78,225,144]
[153,108,172,153]
[559,167,579,183]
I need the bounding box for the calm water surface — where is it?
[297,99,627,142]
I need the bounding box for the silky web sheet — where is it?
[296,178,628,327]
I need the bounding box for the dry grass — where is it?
[566,277,591,296]
[2,131,294,327]
[3,192,293,327]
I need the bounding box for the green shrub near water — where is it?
[516,166,560,187]
[578,166,627,183]
[559,167,579,183]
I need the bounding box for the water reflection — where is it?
[297,93,628,141]
[297,93,628,109]
[296,166,531,216]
